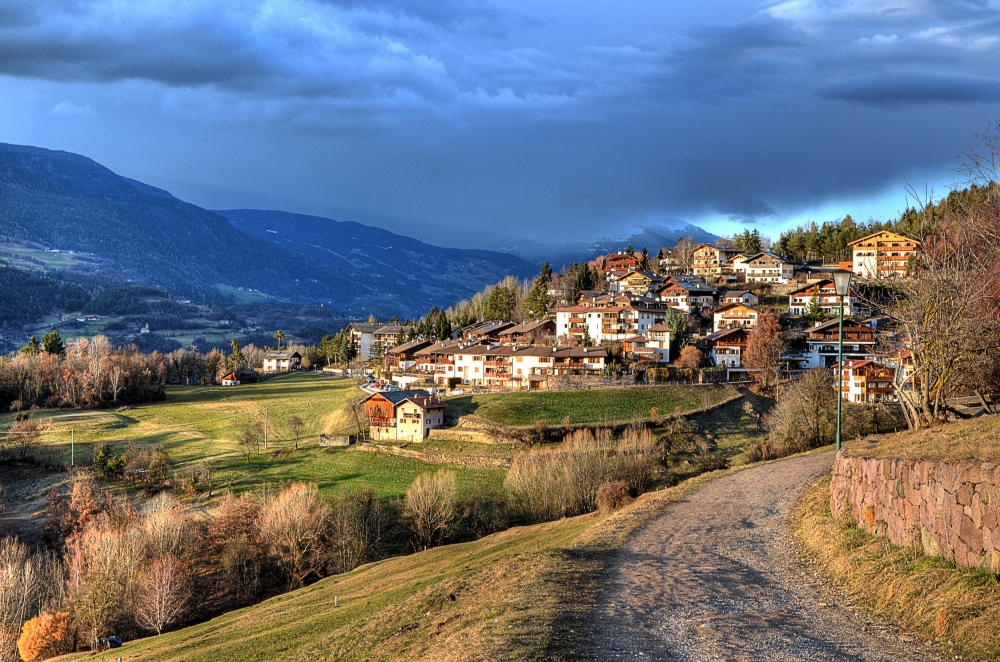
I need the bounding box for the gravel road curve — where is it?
[587,451,941,661]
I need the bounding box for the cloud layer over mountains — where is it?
[1,0,998,244]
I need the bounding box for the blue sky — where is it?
[1,0,998,248]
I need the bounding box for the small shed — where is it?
[221,372,240,386]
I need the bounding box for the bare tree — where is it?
[867,172,1000,428]
[287,416,304,451]
[237,422,264,464]
[743,311,784,390]
[0,538,40,662]
[7,415,45,462]
[134,555,191,635]
[259,483,330,589]
[404,470,457,550]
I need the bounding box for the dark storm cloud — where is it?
[3,0,1000,244]
[821,72,1000,106]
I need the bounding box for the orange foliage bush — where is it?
[17,611,72,662]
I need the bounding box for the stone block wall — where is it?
[830,453,1000,571]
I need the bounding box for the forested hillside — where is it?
[0,143,535,319]
[219,209,537,314]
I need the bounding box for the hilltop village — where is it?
[344,231,917,412]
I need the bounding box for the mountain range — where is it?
[0,142,718,322]
[0,143,536,317]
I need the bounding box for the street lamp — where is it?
[832,269,852,452]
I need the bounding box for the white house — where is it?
[712,303,760,332]
[788,280,856,317]
[262,351,301,372]
[743,252,796,284]
[347,322,380,360]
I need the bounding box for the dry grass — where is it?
[794,475,1000,661]
[842,415,1000,463]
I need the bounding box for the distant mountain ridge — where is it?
[496,221,718,267]
[0,143,536,317]
[217,209,537,314]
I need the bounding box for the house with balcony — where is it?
[616,270,664,296]
[743,252,796,284]
[509,346,608,389]
[803,318,877,369]
[692,244,743,277]
[497,319,556,345]
[788,280,855,317]
[658,281,717,314]
[718,290,758,306]
[262,351,301,372]
[362,389,446,441]
[700,327,751,378]
[593,250,642,274]
[848,231,920,280]
[346,322,380,359]
[834,359,896,403]
[385,338,436,372]
[712,303,760,332]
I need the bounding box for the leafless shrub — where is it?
[767,369,837,455]
[404,470,457,550]
[596,481,633,514]
[328,489,384,575]
[134,555,191,635]
[0,538,40,662]
[259,483,330,590]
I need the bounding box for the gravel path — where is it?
[587,451,941,661]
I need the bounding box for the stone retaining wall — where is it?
[830,453,1000,571]
[354,442,511,470]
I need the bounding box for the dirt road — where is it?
[588,451,940,661]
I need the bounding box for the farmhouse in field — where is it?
[262,350,301,372]
[221,372,240,386]
[361,389,446,441]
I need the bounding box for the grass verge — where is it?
[444,384,739,428]
[793,475,1000,661]
[843,415,1000,464]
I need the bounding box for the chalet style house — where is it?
[615,270,664,296]
[718,290,758,306]
[497,319,556,345]
[712,303,760,332]
[385,338,436,371]
[788,280,855,317]
[743,252,795,284]
[461,321,516,342]
[803,319,877,368]
[692,244,743,277]
[657,280,716,313]
[700,327,750,377]
[848,231,921,279]
[555,297,667,344]
[262,351,301,372]
[835,359,896,403]
[362,390,446,441]
[593,251,642,275]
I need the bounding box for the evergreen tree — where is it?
[482,284,519,321]
[581,326,592,347]
[228,339,244,372]
[804,288,828,323]
[524,261,552,319]
[573,264,595,298]
[274,329,284,351]
[19,336,41,357]
[41,330,65,355]
[639,246,651,272]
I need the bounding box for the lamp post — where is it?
[832,270,852,453]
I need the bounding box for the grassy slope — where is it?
[60,465,738,662]
[2,373,503,500]
[445,384,739,428]
[843,415,1000,463]
[794,476,1000,661]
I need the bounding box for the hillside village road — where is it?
[587,451,941,661]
